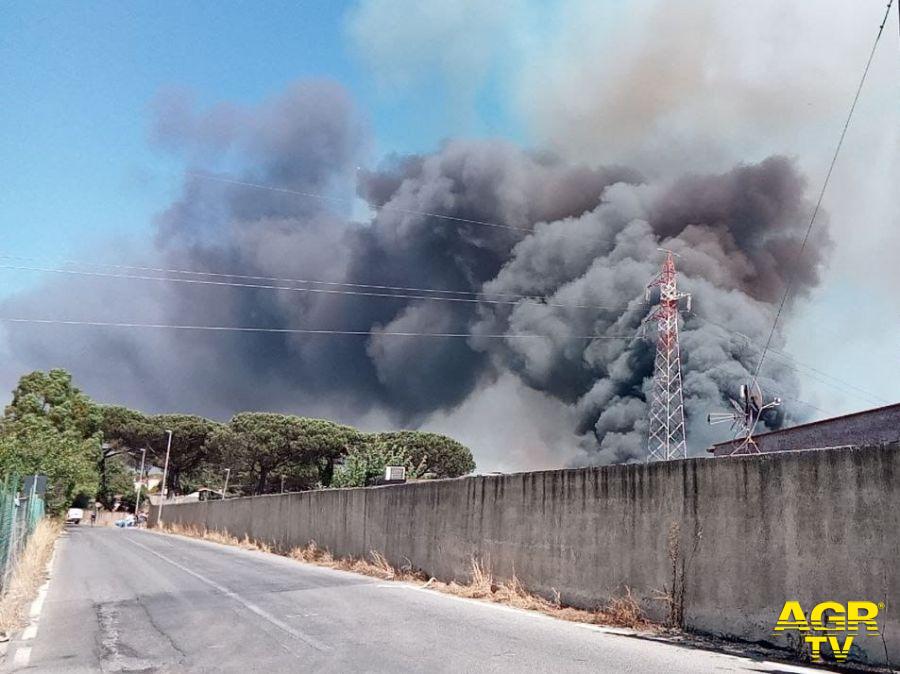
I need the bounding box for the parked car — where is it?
[115,514,136,528]
[66,507,84,525]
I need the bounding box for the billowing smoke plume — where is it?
[0,82,829,465]
[469,158,828,463]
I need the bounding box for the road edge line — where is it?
[124,536,332,653]
[3,528,61,669]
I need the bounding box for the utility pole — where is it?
[134,447,147,514]
[642,250,691,461]
[222,468,230,500]
[158,430,173,526]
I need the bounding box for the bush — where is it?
[331,444,426,488]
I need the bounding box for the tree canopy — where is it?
[208,413,362,495]
[364,431,475,478]
[101,409,221,495]
[0,369,477,510]
[99,405,148,450]
[0,369,101,512]
[6,369,102,438]
[331,430,475,487]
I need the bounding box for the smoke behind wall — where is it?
[0,81,830,468]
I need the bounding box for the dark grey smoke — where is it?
[0,81,829,464]
[471,157,829,463]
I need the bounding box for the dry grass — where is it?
[159,522,654,632]
[434,559,650,629]
[0,519,62,634]
[289,539,333,565]
[603,586,647,627]
[161,522,272,553]
[288,541,425,581]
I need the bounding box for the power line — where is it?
[0,263,637,312]
[187,172,537,235]
[0,254,643,311]
[752,0,895,385]
[0,254,546,301]
[0,316,832,415]
[0,317,635,340]
[4,258,885,403]
[893,0,900,41]
[6,253,892,344]
[764,351,887,407]
[766,392,830,417]
[686,310,884,393]
[0,320,865,418]
[688,313,887,408]
[764,350,887,406]
[686,310,890,406]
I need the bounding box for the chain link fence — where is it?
[0,475,46,593]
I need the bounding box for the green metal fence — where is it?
[0,474,46,592]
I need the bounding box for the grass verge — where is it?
[158,521,653,631]
[0,519,62,635]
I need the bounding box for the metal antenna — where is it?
[642,250,691,461]
[707,380,782,455]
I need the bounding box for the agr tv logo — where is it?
[773,600,884,662]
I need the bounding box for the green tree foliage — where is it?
[99,407,220,495]
[96,405,148,508]
[4,370,101,437]
[364,431,475,478]
[208,413,362,495]
[138,414,220,495]
[99,405,149,450]
[0,370,101,512]
[98,454,138,511]
[331,443,426,488]
[0,369,477,508]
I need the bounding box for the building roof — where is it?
[707,402,900,453]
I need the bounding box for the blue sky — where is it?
[0,1,518,289]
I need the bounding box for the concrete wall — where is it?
[710,403,900,455]
[151,443,900,666]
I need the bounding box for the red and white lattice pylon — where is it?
[642,249,692,461]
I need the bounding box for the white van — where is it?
[66,508,84,524]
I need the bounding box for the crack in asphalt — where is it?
[95,603,158,673]
[136,596,187,663]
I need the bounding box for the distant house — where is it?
[147,487,223,505]
[134,471,163,493]
[707,402,900,457]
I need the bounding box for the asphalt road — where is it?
[3,526,831,673]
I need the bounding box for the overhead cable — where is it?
[0,254,544,301]
[751,0,895,385]
[686,310,890,406]
[0,263,635,312]
[187,173,537,235]
[0,317,634,341]
[4,259,884,403]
